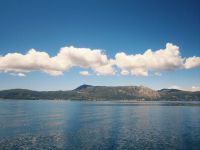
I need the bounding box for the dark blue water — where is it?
[0,100,200,150]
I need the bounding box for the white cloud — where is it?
[191,86,200,92]
[0,46,115,76]
[184,56,200,69]
[0,43,199,77]
[0,49,64,76]
[93,64,116,76]
[79,71,90,76]
[18,73,26,77]
[167,85,200,91]
[10,72,26,77]
[130,68,148,77]
[120,70,129,75]
[168,85,181,89]
[114,43,185,76]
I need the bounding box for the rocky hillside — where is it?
[158,89,200,101]
[74,84,160,100]
[0,85,199,101]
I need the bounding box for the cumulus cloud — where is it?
[0,46,115,76]
[114,43,186,76]
[191,86,200,92]
[114,43,200,76]
[0,49,64,76]
[0,43,199,77]
[184,56,200,69]
[79,71,90,76]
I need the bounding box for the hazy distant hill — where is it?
[0,84,199,101]
[158,89,200,101]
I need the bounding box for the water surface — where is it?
[0,100,200,150]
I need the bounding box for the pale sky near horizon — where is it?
[0,0,200,91]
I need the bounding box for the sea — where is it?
[0,100,200,150]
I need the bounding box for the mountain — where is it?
[0,89,75,100]
[0,85,199,101]
[74,84,93,91]
[158,89,200,101]
[74,85,160,100]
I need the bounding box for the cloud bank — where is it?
[0,43,199,77]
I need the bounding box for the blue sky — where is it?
[0,0,200,91]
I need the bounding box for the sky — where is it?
[0,0,200,91]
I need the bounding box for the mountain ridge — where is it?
[0,84,199,101]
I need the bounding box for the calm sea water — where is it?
[0,100,200,150]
